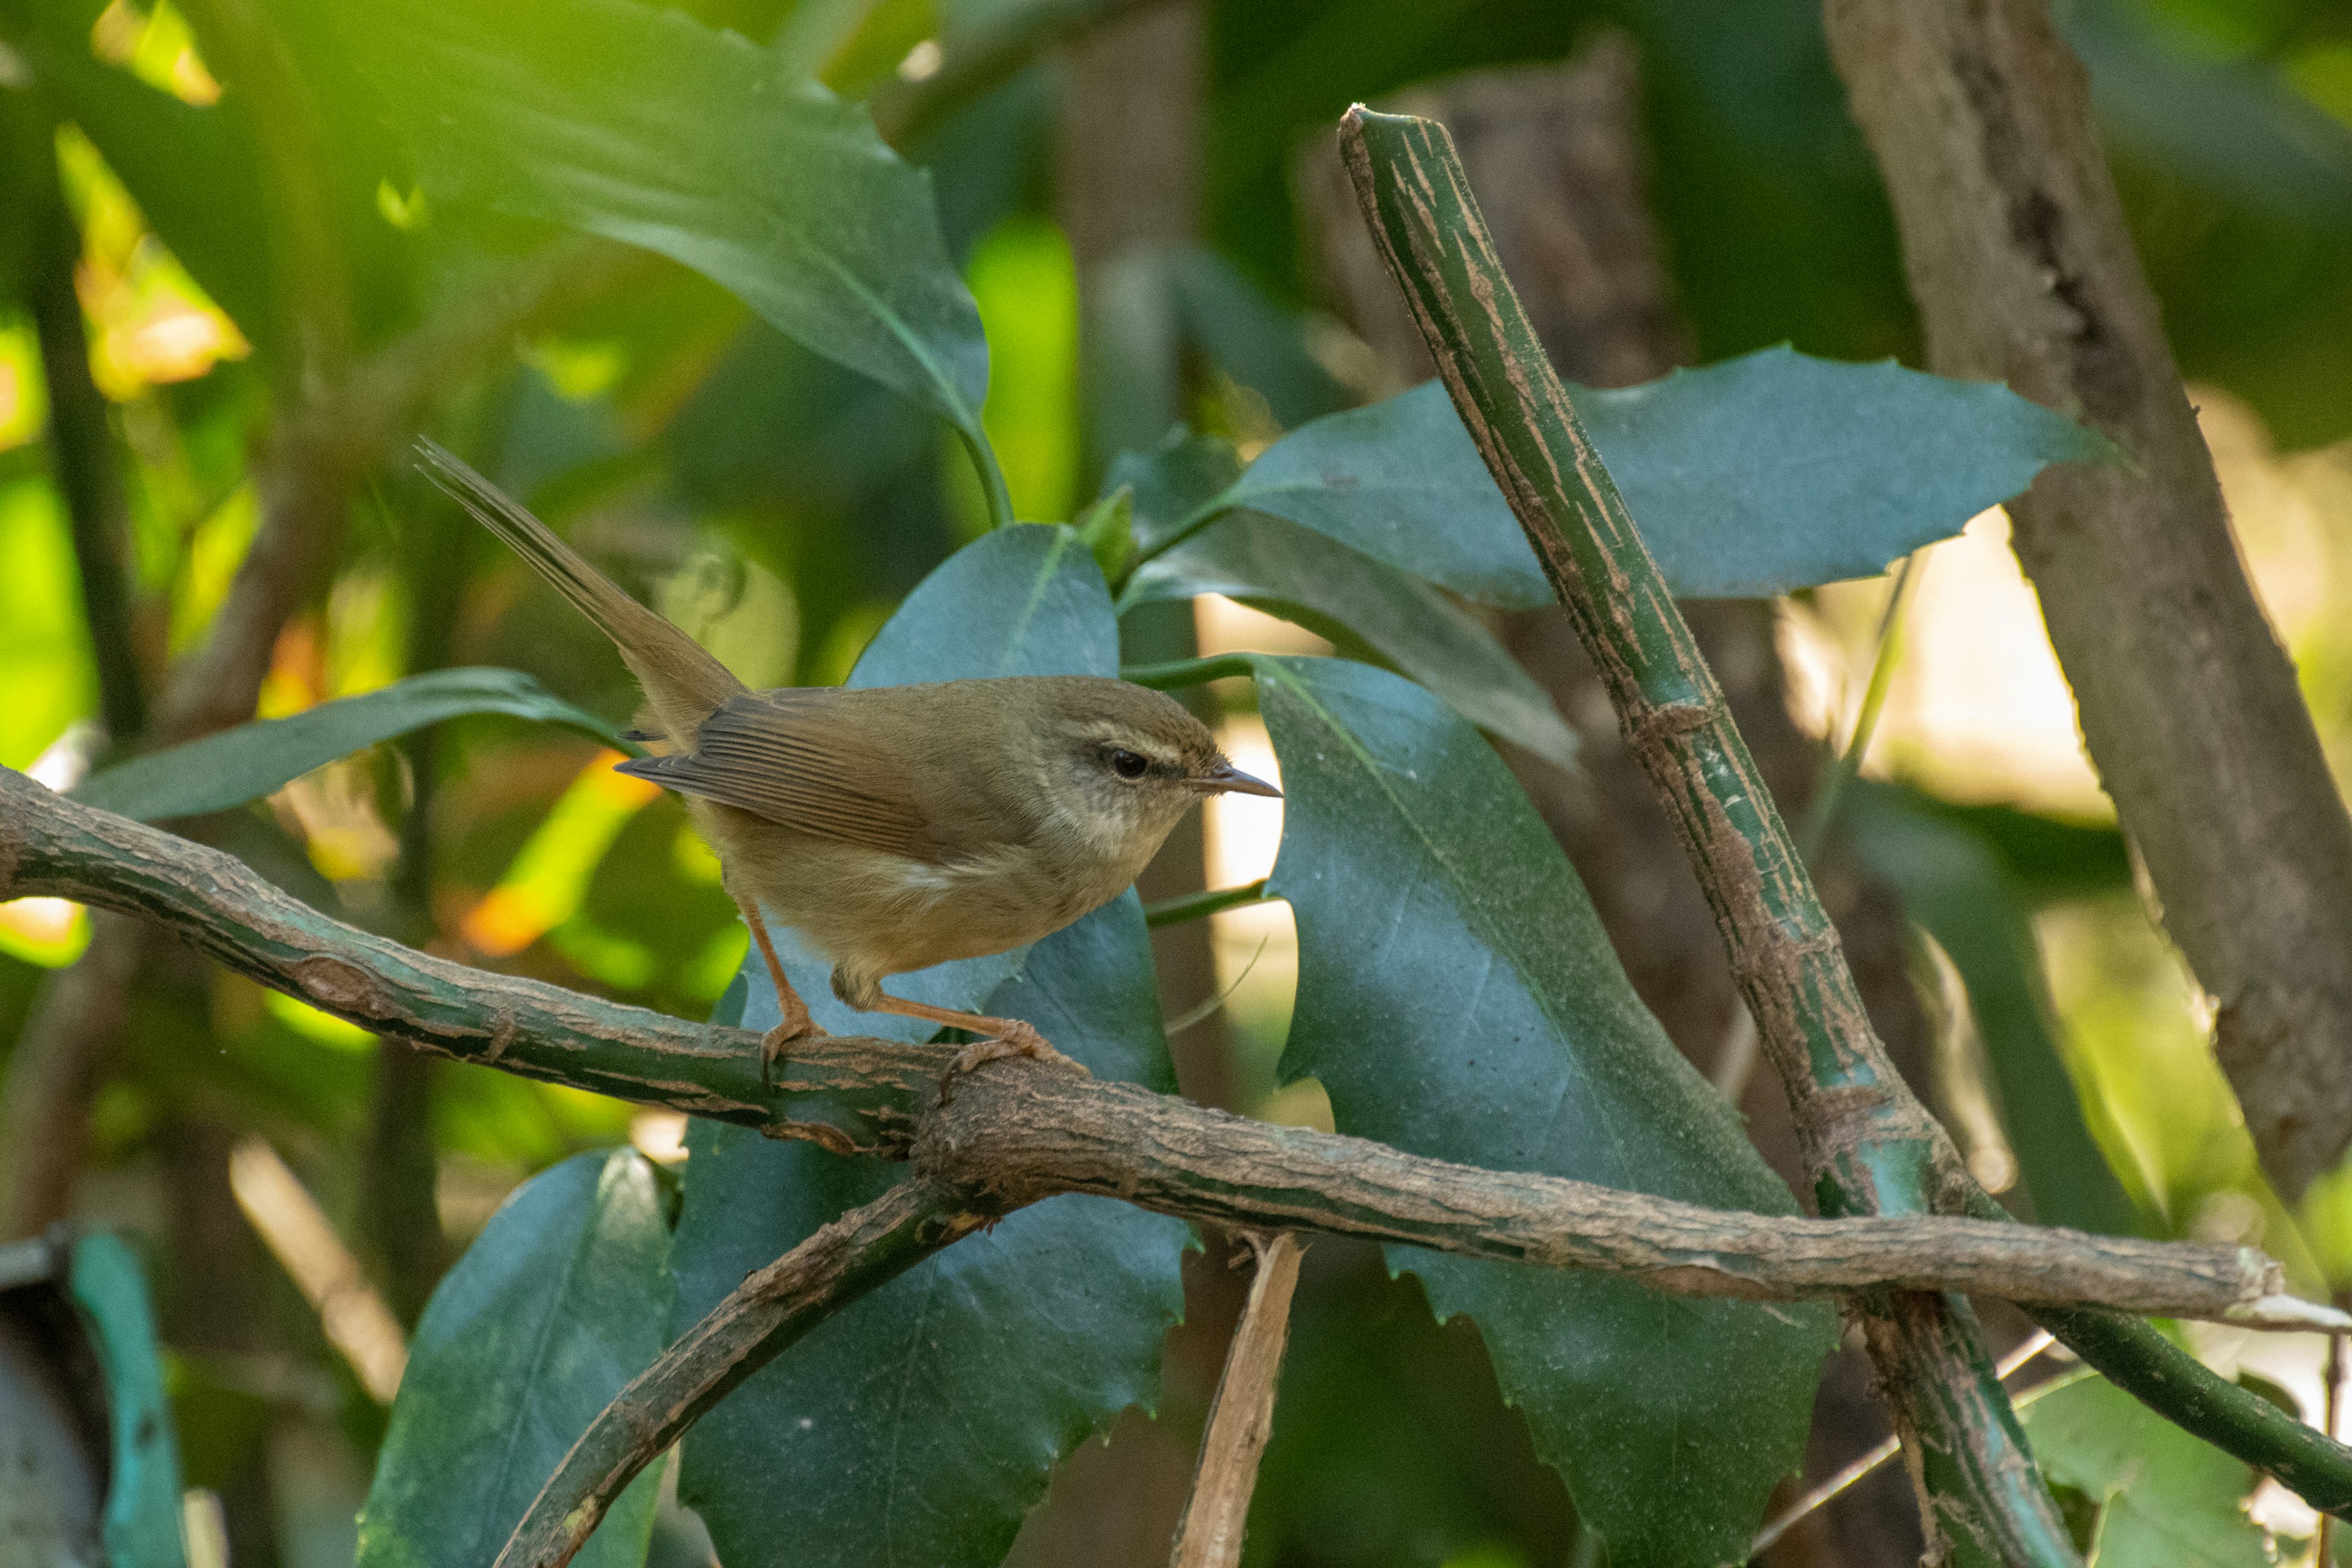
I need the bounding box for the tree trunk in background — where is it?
[1295,37,1932,1565]
[1014,8,1242,1563]
[1824,0,2352,1201]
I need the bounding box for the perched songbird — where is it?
[418,442,1278,1081]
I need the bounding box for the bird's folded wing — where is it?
[614,690,929,859]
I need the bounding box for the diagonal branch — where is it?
[1334,105,2047,1564]
[1168,1232,1306,1568]
[492,1181,988,1568]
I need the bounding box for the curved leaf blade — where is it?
[1253,654,1834,1568]
[1128,510,1578,768]
[669,524,1189,1568]
[72,667,631,823]
[1219,347,2116,605]
[352,0,989,442]
[357,1148,672,1568]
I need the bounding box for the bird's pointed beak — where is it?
[1188,761,1281,799]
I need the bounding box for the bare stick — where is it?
[492,1182,985,1568]
[1169,1234,1307,1568]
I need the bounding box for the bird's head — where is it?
[1028,677,1279,865]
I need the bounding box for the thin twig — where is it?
[492,1182,986,1568]
[1170,1232,1307,1568]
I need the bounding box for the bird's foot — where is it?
[758,1014,829,1090]
[938,1019,1088,1105]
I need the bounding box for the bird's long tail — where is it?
[415,439,742,745]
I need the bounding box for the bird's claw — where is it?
[758,1016,828,1091]
[937,1020,1088,1105]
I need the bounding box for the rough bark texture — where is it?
[1336,106,2082,1564]
[0,766,2315,1324]
[1822,0,2352,1199]
[1291,50,1933,1558]
[1166,1234,1305,1568]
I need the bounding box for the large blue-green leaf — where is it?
[72,667,632,823]
[1190,347,2115,605]
[670,523,1189,1568]
[357,1148,673,1568]
[1252,653,1834,1568]
[1128,511,1578,767]
[349,0,992,459]
[1842,782,2143,1237]
[1112,431,1577,767]
[2021,1373,2269,1567]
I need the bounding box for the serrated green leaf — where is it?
[1842,782,2143,1237]
[72,667,631,823]
[668,522,1189,1568]
[357,1148,673,1568]
[348,0,992,457]
[2021,1373,2270,1568]
[1202,346,2116,605]
[1251,652,1834,1568]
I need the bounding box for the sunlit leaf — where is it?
[669,523,1189,1568]
[1192,347,2117,605]
[1251,652,1833,1567]
[350,0,995,473]
[0,481,97,771]
[72,666,632,823]
[357,1148,672,1568]
[2021,1372,2270,1568]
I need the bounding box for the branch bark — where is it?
[491,1182,987,1568]
[1821,0,2352,1199]
[1336,105,2079,1564]
[11,758,2352,1523]
[1167,1233,1305,1568]
[0,763,2335,1332]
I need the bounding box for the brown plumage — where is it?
[417,441,1277,1079]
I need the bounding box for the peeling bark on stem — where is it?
[1167,1233,1305,1568]
[1821,0,2352,1200]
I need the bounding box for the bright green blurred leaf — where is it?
[357,1147,671,1568]
[1251,653,1834,1568]
[966,215,1079,521]
[1843,782,2143,1236]
[2020,1372,2269,1568]
[72,666,632,822]
[0,480,96,771]
[350,0,999,493]
[669,521,1188,1568]
[1192,347,2116,605]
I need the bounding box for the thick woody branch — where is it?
[492,1182,987,1568]
[0,762,2335,1336]
[1822,0,2352,1200]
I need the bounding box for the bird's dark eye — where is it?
[1110,748,1149,781]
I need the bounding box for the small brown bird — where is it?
[418,442,1278,1082]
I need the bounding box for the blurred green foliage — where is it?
[1,0,2349,1563]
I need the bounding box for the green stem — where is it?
[1121,654,1260,689]
[1797,549,1928,863]
[960,425,1018,532]
[1122,494,1235,575]
[1339,106,2078,1566]
[1145,880,1272,928]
